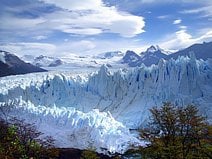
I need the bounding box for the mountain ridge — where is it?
[122,41,212,67]
[0,50,47,77]
[2,41,212,73]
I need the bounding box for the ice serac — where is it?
[0,56,212,153]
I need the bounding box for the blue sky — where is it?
[0,0,212,57]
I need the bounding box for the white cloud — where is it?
[179,25,187,29]
[160,29,212,50]
[173,19,182,24]
[2,28,211,57]
[157,15,171,19]
[0,15,45,30]
[181,5,212,18]
[62,28,103,35]
[33,35,48,40]
[39,0,103,10]
[59,40,96,55]
[37,0,145,37]
[140,0,212,4]
[0,38,146,57]
[0,0,145,39]
[0,42,56,56]
[0,40,97,57]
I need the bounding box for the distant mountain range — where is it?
[0,41,211,77]
[122,41,212,67]
[122,45,170,67]
[168,41,212,60]
[21,52,125,71]
[0,50,46,77]
[21,55,63,67]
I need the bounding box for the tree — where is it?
[139,103,212,159]
[0,117,59,159]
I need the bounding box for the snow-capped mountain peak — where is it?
[146,45,160,53]
[122,46,170,67]
[21,55,63,67]
[123,50,141,62]
[0,50,46,77]
[143,45,169,55]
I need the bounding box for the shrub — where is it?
[139,103,212,159]
[0,117,59,159]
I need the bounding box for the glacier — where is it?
[0,55,212,153]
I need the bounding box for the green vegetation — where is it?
[137,103,212,159]
[0,117,59,159]
[80,149,101,159]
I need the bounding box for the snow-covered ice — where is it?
[0,56,211,153]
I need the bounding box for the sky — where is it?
[0,0,212,57]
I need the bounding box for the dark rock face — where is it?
[0,61,15,77]
[48,59,63,67]
[122,50,142,67]
[140,45,168,66]
[168,41,212,60]
[0,50,47,77]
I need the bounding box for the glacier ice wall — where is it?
[0,102,141,154]
[0,56,211,152]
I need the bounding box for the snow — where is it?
[21,54,35,63]
[49,54,126,71]
[146,45,159,53]
[0,56,211,153]
[144,45,170,55]
[95,51,124,59]
[0,51,6,63]
[21,55,63,67]
[20,52,126,71]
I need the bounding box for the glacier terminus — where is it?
[0,55,211,154]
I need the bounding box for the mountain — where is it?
[122,46,170,67]
[23,55,63,67]
[0,61,15,77]
[122,42,212,67]
[21,52,124,70]
[122,50,142,67]
[48,59,63,67]
[0,50,47,77]
[168,41,212,60]
[96,51,123,59]
[140,45,169,66]
[33,55,63,67]
[0,56,211,153]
